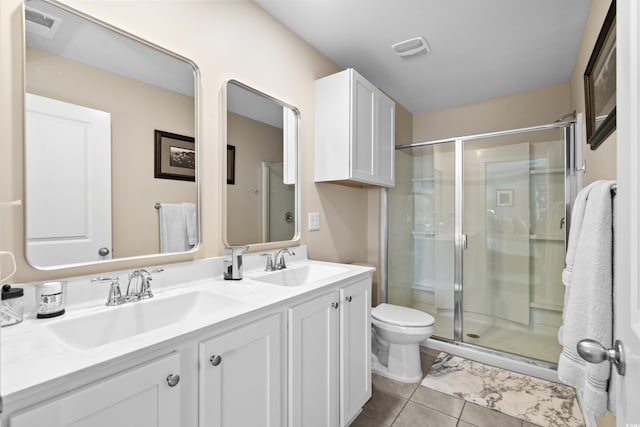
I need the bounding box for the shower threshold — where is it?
[423,336,559,383]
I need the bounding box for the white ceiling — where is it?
[25,0,195,97]
[255,0,592,114]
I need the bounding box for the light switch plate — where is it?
[308,212,320,231]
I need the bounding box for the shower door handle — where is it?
[462,234,468,250]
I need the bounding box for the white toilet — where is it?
[371,303,435,383]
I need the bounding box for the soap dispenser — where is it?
[223,246,247,280]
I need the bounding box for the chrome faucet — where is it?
[126,269,154,302]
[92,268,162,306]
[261,248,296,272]
[274,248,295,270]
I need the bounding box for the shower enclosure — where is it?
[385,121,580,367]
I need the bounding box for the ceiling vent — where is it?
[25,7,62,40]
[391,36,431,59]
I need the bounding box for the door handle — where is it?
[98,247,110,256]
[577,339,625,376]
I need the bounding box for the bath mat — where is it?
[421,353,585,427]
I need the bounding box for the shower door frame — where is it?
[382,120,581,372]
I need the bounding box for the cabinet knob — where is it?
[166,374,180,387]
[331,302,339,309]
[210,355,222,366]
[345,296,352,302]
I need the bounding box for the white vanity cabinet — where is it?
[3,260,374,427]
[289,290,340,427]
[339,278,372,426]
[288,278,372,427]
[315,68,395,188]
[10,352,181,427]
[199,313,284,427]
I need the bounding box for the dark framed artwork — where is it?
[584,0,616,151]
[227,144,236,185]
[154,130,195,181]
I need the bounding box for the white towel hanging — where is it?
[159,203,189,253]
[557,180,616,416]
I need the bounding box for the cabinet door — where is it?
[10,353,181,427]
[200,313,282,427]
[376,92,395,187]
[339,279,372,426]
[351,72,377,184]
[289,291,339,427]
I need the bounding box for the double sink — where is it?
[46,262,349,350]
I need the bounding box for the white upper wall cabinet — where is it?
[315,69,395,187]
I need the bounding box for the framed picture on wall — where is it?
[227,145,236,185]
[584,0,616,151]
[154,130,195,181]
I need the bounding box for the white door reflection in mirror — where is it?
[25,94,112,267]
[226,81,299,247]
[261,163,295,242]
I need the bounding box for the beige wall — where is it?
[570,0,616,186]
[26,46,196,260]
[413,82,571,142]
[226,112,283,245]
[571,1,617,425]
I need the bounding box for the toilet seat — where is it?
[372,303,434,327]
[372,317,434,336]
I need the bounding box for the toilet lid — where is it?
[372,303,435,327]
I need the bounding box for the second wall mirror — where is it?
[225,80,299,247]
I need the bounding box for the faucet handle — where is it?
[261,253,275,271]
[137,269,154,300]
[91,276,122,306]
[91,276,119,283]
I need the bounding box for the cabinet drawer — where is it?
[10,352,181,427]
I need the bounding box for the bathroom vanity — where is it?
[1,248,373,427]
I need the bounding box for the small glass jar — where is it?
[1,284,24,327]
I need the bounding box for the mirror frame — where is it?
[222,79,301,252]
[22,0,202,271]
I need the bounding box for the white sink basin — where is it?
[47,291,242,349]
[251,263,348,287]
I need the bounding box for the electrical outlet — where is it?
[308,212,320,231]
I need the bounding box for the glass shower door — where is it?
[388,142,456,340]
[461,128,566,363]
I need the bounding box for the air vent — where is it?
[25,7,62,40]
[391,36,431,59]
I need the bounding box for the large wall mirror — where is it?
[225,80,299,247]
[23,0,199,269]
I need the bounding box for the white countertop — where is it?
[1,250,374,401]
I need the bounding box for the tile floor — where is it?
[352,347,544,427]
